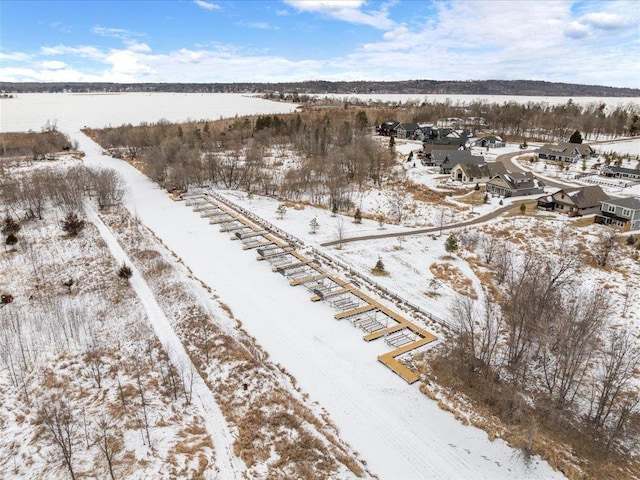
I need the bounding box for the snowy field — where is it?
[7,92,638,478]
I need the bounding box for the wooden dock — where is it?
[186,192,438,385]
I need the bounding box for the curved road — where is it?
[321,150,575,247]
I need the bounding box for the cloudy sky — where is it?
[1,0,638,87]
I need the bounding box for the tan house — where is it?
[450,162,507,184]
[486,172,545,197]
[536,185,609,216]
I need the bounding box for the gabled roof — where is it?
[537,142,593,157]
[454,162,507,179]
[488,171,543,190]
[396,122,420,132]
[432,150,482,166]
[601,196,640,210]
[554,185,609,208]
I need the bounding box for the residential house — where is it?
[420,143,461,165]
[486,172,545,197]
[394,122,420,140]
[596,196,640,231]
[600,166,640,181]
[431,150,484,174]
[377,121,399,136]
[437,117,463,128]
[450,162,507,184]
[472,135,506,148]
[536,185,609,216]
[536,142,594,163]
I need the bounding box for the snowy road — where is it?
[85,203,247,480]
[76,129,566,480]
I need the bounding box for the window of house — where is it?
[622,208,631,217]
[606,204,616,213]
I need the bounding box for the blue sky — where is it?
[1,0,638,87]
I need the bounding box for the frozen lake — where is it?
[0,92,299,132]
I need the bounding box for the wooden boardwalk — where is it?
[186,192,438,384]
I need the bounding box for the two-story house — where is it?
[536,185,609,216]
[596,197,640,231]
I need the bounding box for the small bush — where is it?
[1,215,21,236]
[61,212,85,236]
[5,234,18,246]
[626,234,635,246]
[118,263,133,280]
[354,208,362,224]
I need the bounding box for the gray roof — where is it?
[489,171,544,190]
[556,185,609,209]
[601,166,640,175]
[537,142,593,157]
[601,196,640,210]
[432,150,482,166]
[456,162,507,179]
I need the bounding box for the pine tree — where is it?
[275,204,287,219]
[118,263,133,280]
[520,203,526,214]
[445,235,458,255]
[61,212,85,237]
[569,130,583,144]
[309,217,320,234]
[1,215,21,236]
[354,208,362,224]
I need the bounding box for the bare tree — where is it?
[335,218,345,249]
[90,168,126,210]
[93,416,122,480]
[595,227,618,267]
[38,399,78,480]
[588,329,640,431]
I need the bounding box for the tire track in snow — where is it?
[85,204,246,480]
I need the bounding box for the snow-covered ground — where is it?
[13,93,640,478]
[71,129,564,479]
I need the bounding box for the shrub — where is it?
[5,234,18,246]
[354,208,362,224]
[61,212,85,236]
[1,215,21,236]
[445,235,459,255]
[118,263,133,280]
[626,234,635,246]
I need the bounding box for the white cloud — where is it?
[580,12,629,30]
[127,42,152,53]
[193,0,220,11]
[0,51,32,62]
[41,45,106,60]
[92,26,143,40]
[285,0,395,29]
[42,60,67,70]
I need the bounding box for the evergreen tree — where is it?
[309,217,320,234]
[445,235,458,255]
[1,215,21,236]
[354,208,362,224]
[520,203,526,214]
[569,130,583,144]
[61,212,85,237]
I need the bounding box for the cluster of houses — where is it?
[378,121,640,231]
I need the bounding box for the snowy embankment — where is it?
[74,130,565,480]
[85,205,246,479]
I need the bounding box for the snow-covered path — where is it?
[85,203,246,480]
[76,129,566,480]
